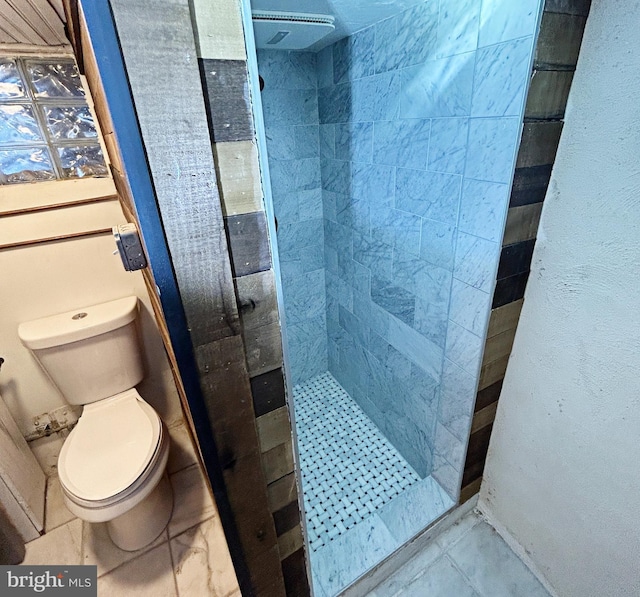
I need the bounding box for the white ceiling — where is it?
[1,0,429,51]
[1,0,426,51]
[251,0,428,49]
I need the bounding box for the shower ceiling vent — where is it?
[252,10,335,50]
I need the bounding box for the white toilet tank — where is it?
[18,297,144,406]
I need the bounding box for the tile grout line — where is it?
[444,551,486,597]
[169,513,218,543]
[294,372,422,551]
[167,527,180,597]
[92,504,217,580]
[372,510,480,597]
[93,507,218,582]
[92,526,170,579]
[440,512,488,597]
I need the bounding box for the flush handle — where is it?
[113,223,148,272]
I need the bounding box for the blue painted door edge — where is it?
[80,2,251,593]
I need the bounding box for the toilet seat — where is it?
[58,388,161,504]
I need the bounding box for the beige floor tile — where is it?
[45,476,76,532]
[168,465,216,538]
[23,518,83,565]
[82,520,168,577]
[167,423,199,475]
[171,516,240,597]
[98,543,177,597]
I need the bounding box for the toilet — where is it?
[18,296,173,551]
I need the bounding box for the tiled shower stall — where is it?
[256,0,541,592]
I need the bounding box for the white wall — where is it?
[0,180,183,437]
[480,2,640,596]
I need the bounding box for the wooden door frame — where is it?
[78,1,252,592]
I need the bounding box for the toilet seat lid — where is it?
[58,389,161,502]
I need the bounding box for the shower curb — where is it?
[340,495,479,597]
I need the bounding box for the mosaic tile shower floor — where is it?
[294,373,454,596]
[293,372,422,551]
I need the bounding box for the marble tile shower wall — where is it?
[317,0,540,486]
[258,50,327,384]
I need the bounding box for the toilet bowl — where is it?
[18,297,174,551]
[58,389,172,550]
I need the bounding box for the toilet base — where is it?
[107,472,173,551]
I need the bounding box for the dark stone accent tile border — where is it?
[199,58,255,142]
[510,165,553,207]
[492,271,530,309]
[251,368,287,416]
[273,500,301,537]
[462,458,486,487]
[225,212,272,277]
[544,0,591,16]
[282,548,312,597]
[497,239,536,280]
[464,424,494,470]
[475,380,504,413]
[525,70,574,120]
[535,12,588,70]
[516,122,564,169]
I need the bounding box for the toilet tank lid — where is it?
[18,296,139,350]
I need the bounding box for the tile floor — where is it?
[294,373,422,551]
[294,373,454,596]
[22,411,551,597]
[22,422,240,597]
[370,510,552,597]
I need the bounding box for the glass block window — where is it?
[0,57,108,184]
